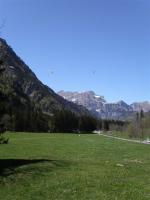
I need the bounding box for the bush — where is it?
[0,122,9,144]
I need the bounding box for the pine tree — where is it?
[140,109,144,138]
[0,122,8,144]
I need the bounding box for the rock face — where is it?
[131,102,150,112]
[58,90,106,112]
[102,101,133,120]
[58,91,150,120]
[0,38,89,117]
[58,91,132,119]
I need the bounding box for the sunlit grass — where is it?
[0,132,150,200]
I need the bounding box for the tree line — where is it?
[127,110,150,139]
[48,111,126,133]
[0,104,126,134]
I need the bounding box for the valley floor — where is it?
[0,132,150,200]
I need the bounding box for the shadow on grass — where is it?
[0,159,71,177]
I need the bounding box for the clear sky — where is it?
[0,0,150,104]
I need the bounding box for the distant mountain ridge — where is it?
[58,91,150,120]
[131,101,150,112]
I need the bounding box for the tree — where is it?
[1,114,11,131]
[140,109,144,119]
[0,60,6,73]
[79,115,97,133]
[103,120,109,131]
[140,109,144,138]
[127,110,147,139]
[0,60,8,143]
[0,122,8,144]
[97,119,102,130]
[53,110,79,133]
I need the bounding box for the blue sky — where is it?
[0,0,150,104]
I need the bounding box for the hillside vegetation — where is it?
[0,38,90,132]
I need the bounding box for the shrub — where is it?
[0,123,9,144]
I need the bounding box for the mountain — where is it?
[131,102,150,112]
[58,91,133,119]
[102,101,134,120]
[0,38,90,129]
[58,90,106,112]
[58,91,149,120]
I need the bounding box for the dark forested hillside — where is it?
[0,38,90,132]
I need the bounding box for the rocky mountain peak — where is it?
[58,91,106,112]
[0,38,33,73]
[58,90,150,120]
[58,91,145,120]
[116,100,131,108]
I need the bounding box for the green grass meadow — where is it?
[0,132,150,200]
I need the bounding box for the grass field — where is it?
[0,132,150,200]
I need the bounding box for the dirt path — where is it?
[99,134,150,145]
